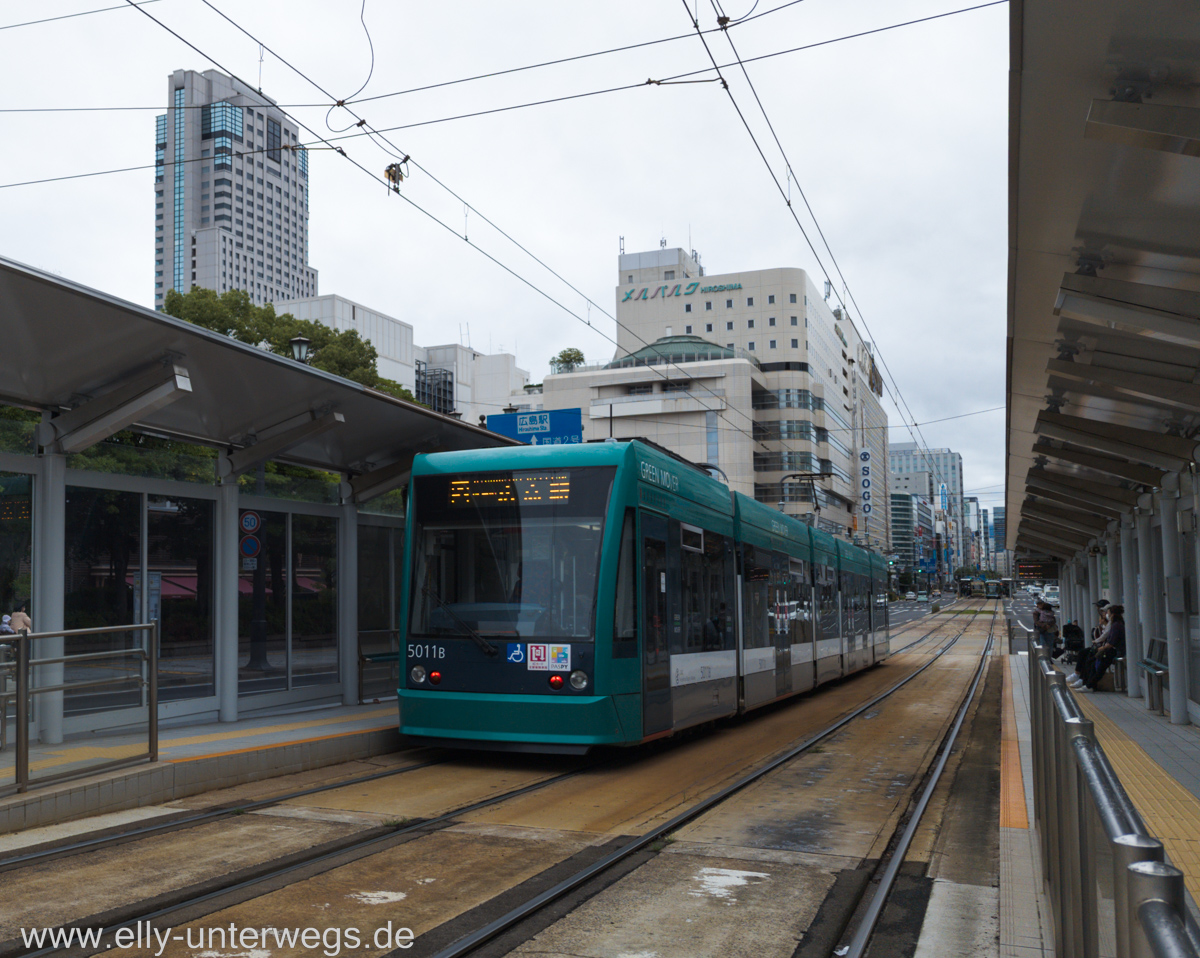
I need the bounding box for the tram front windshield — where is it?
[409,468,615,641]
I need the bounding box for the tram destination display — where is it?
[448,472,571,507]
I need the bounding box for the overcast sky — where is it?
[0,0,1009,517]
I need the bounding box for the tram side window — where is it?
[679,526,734,653]
[613,510,637,658]
[789,558,812,645]
[768,551,791,645]
[817,562,839,641]
[742,546,772,650]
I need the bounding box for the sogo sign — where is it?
[860,450,873,516]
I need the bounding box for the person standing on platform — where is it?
[10,603,31,633]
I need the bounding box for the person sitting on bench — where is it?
[1071,604,1124,692]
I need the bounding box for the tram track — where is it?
[823,605,999,958]
[0,750,451,873]
[415,605,997,958]
[3,605,965,883]
[5,608,992,958]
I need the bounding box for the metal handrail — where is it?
[357,628,400,703]
[1027,638,1199,958]
[2,622,158,795]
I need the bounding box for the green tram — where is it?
[397,440,890,752]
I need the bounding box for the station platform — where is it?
[0,702,401,835]
[999,649,1200,957]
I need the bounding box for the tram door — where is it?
[641,513,673,736]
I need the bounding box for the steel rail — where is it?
[424,603,995,958]
[838,606,998,958]
[0,753,447,872]
[20,762,596,958]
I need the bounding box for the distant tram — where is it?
[397,440,890,752]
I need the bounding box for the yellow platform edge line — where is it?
[169,723,398,764]
[1072,693,1200,905]
[1001,655,1029,829]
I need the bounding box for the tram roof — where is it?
[1006,0,1200,557]
[0,256,515,487]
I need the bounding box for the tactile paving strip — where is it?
[1073,694,1200,904]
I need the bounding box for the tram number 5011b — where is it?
[407,644,447,659]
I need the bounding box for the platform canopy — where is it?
[1006,0,1200,557]
[0,255,515,499]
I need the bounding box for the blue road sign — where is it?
[487,409,583,445]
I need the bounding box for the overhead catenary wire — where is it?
[0,0,162,32]
[113,0,773,460]
[185,0,797,461]
[690,0,991,524]
[91,0,989,521]
[0,1,1008,123]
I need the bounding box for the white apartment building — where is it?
[280,295,415,390]
[539,247,890,546]
[155,70,317,310]
[416,344,530,426]
[277,297,528,422]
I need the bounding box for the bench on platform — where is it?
[1138,638,1168,713]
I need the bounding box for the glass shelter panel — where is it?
[358,524,399,700]
[148,496,214,700]
[0,471,31,777]
[64,487,142,713]
[238,511,287,694]
[291,515,338,687]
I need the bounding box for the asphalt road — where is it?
[888,599,946,627]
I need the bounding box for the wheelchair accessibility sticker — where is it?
[506,643,525,664]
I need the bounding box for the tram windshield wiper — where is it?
[421,585,498,657]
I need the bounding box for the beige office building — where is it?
[541,247,890,547]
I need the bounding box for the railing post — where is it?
[1065,720,1099,958]
[1112,834,1164,958]
[1127,860,1186,958]
[148,620,159,763]
[15,631,29,793]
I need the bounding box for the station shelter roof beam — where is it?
[1005,0,1200,555]
[35,362,192,454]
[1029,440,1166,487]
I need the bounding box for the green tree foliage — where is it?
[163,287,419,403]
[550,347,585,374]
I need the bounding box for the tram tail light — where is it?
[548,674,564,690]
[570,670,589,690]
[429,671,442,685]
[410,666,426,684]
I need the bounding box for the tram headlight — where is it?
[548,674,565,690]
[410,666,426,684]
[569,670,589,690]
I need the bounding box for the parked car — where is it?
[905,591,916,600]
[917,591,929,603]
